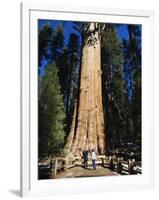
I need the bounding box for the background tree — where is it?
[38,24,53,67]
[101,25,132,151]
[123,25,141,151]
[51,23,64,62]
[38,62,66,158]
[55,33,80,135]
[65,33,80,132]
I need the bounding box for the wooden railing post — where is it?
[109,155,114,170]
[101,158,104,167]
[54,159,58,176]
[64,157,68,171]
[117,157,123,174]
[128,158,135,174]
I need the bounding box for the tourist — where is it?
[91,149,96,170]
[83,149,88,169]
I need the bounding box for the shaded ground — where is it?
[52,166,118,179]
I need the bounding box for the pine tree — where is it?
[51,23,64,62]
[38,62,66,157]
[127,25,141,148]
[65,33,80,130]
[38,23,53,66]
[101,25,133,151]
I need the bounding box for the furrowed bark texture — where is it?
[65,23,106,156]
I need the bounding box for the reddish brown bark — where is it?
[65,23,106,156]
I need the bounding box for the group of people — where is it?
[82,149,96,170]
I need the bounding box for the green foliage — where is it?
[51,23,64,61]
[127,25,141,147]
[38,22,80,148]
[38,24,53,66]
[101,25,136,151]
[66,33,80,108]
[39,62,66,157]
[56,33,80,135]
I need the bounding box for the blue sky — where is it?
[38,20,80,46]
[38,19,130,46]
[38,19,131,76]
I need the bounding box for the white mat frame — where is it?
[20,2,155,197]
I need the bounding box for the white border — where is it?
[21,2,155,197]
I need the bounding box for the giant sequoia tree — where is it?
[64,23,106,156]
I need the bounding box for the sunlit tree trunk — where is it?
[65,22,106,156]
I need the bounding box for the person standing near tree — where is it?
[83,149,88,169]
[91,149,96,170]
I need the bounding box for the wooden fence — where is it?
[39,154,141,177]
[102,155,142,175]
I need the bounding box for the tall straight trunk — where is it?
[65,22,106,156]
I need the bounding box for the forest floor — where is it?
[52,166,118,179]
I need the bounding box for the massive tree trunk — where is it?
[65,22,106,156]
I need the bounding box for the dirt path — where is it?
[53,166,118,179]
